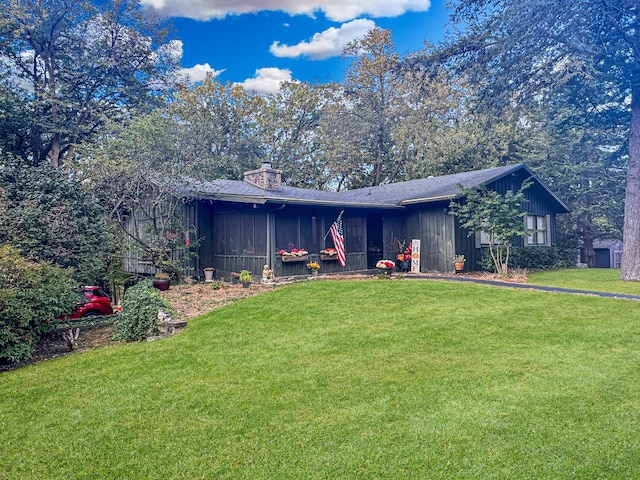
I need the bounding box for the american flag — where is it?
[329,212,346,266]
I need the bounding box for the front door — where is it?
[366,214,383,268]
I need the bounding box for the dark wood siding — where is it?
[404,203,456,272]
[203,202,269,281]
[454,219,481,272]
[198,203,371,280]
[123,194,197,278]
[382,214,404,261]
[487,169,562,222]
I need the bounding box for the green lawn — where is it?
[528,268,640,295]
[2,278,640,479]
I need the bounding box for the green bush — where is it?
[111,280,173,342]
[0,245,77,364]
[479,246,578,272]
[0,158,113,284]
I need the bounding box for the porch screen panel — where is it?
[300,215,320,254]
[345,216,364,253]
[213,213,226,256]
[224,212,240,255]
[323,214,337,250]
[239,212,255,255]
[275,214,299,252]
[254,213,267,256]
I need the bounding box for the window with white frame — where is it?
[526,214,549,246]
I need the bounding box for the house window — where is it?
[526,215,549,246]
[479,230,496,245]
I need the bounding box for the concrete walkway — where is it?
[409,274,640,302]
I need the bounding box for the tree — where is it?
[82,114,196,280]
[398,47,522,179]
[442,0,639,279]
[449,184,529,275]
[168,76,261,180]
[0,156,112,283]
[254,81,328,188]
[340,27,404,186]
[0,0,179,167]
[518,105,627,266]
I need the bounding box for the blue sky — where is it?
[141,0,453,94]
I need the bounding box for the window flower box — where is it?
[278,248,309,263]
[320,248,338,261]
[281,254,309,263]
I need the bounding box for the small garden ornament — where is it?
[262,265,274,283]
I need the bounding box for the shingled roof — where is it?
[170,163,569,212]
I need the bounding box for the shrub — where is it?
[0,158,113,284]
[479,246,578,272]
[0,245,76,364]
[111,280,173,341]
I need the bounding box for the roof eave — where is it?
[401,194,457,205]
[201,193,403,209]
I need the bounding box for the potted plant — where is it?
[376,260,395,270]
[230,272,240,285]
[239,270,252,288]
[376,260,395,277]
[396,240,412,272]
[203,267,215,283]
[152,272,171,291]
[453,254,466,273]
[307,261,320,277]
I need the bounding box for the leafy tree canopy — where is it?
[442,0,639,279]
[0,0,181,167]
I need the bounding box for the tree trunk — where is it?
[49,134,61,168]
[581,221,595,268]
[620,82,640,280]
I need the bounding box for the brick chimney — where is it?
[243,161,282,191]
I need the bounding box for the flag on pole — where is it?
[329,212,346,266]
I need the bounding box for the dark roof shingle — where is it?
[169,163,569,212]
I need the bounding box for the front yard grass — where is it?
[528,268,640,295]
[1,279,639,479]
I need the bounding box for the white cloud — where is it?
[270,18,375,60]
[181,63,226,83]
[236,67,295,94]
[140,0,431,22]
[159,39,184,61]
